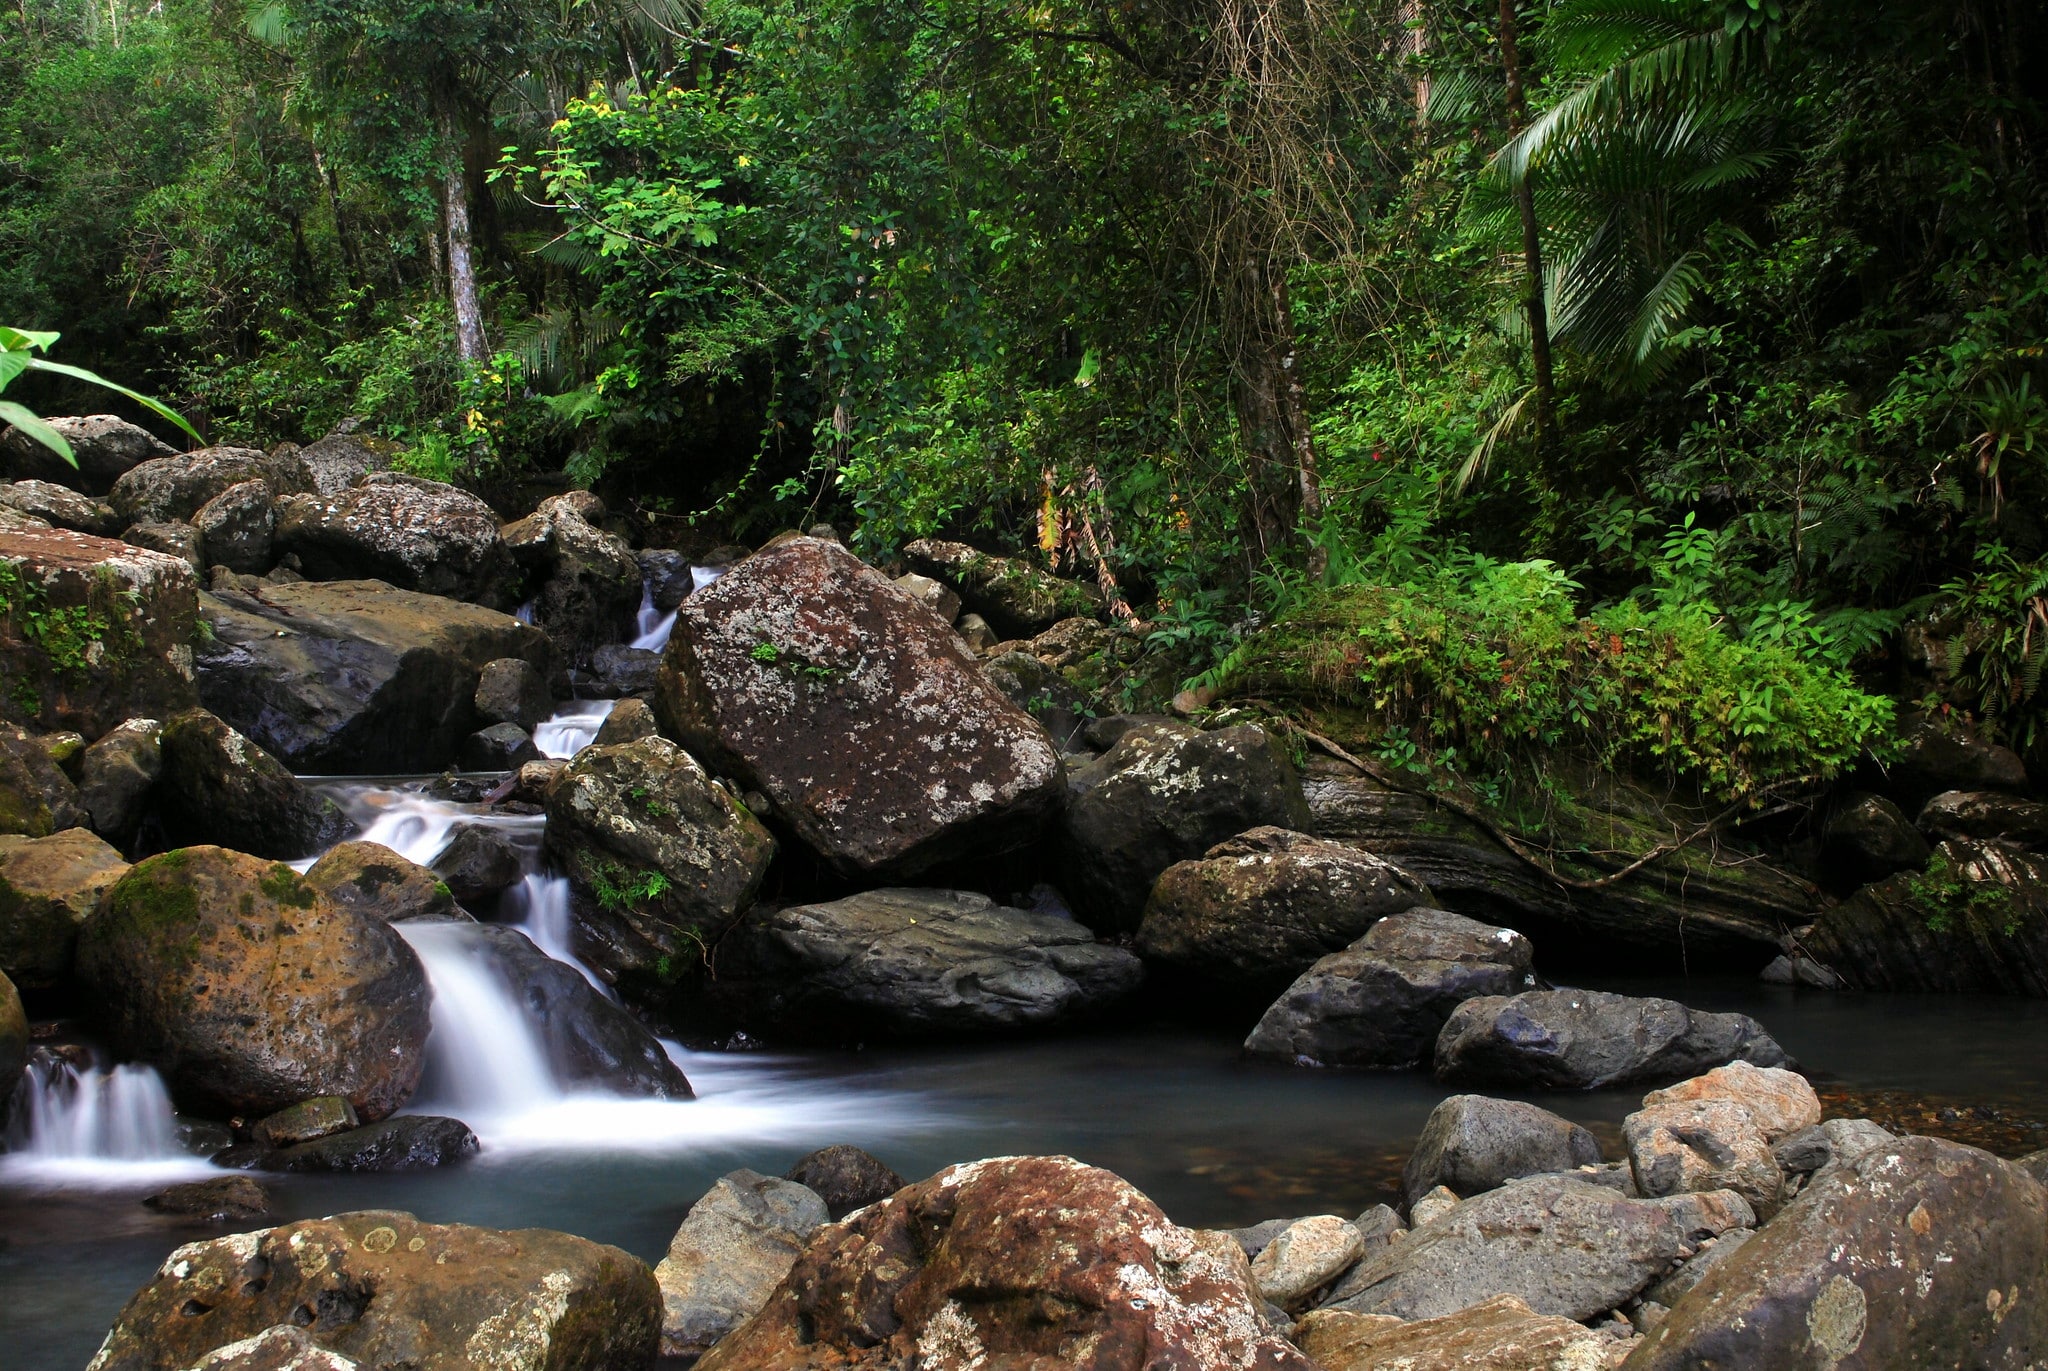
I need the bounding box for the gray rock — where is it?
[273,472,516,606]
[473,657,552,731]
[593,696,658,746]
[1057,722,1314,933]
[296,432,394,495]
[429,825,525,906]
[956,611,996,652]
[2018,1149,2048,1184]
[893,571,961,623]
[1407,1185,1460,1227]
[705,887,1145,1040]
[1,414,175,494]
[0,479,120,535]
[255,1115,479,1172]
[1757,953,1844,988]
[1229,1217,1304,1260]
[157,708,352,860]
[177,1325,362,1371]
[191,480,274,574]
[1770,1117,1895,1183]
[1246,908,1535,1068]
[637,548,695,611]
[122,519,204,575]
[1643,1226,1753,1309]
[655,1169,831,1360]
[1917,788,2048,849]
[1401,1094,1603,1206]
[1434,989,1792,1091]
[78,717,162,846]
[1820,791,1930,886]
[110,447,310,526]
[1321,1174,1753,1322]
[1626,1136,2048,1369]
[501,494,642,666]
[592,643,661,694]
[141,1176,274,1222]
[458,722,540,771]
[782,1143,905,1220]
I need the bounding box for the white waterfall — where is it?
[533,700,616,759]
[630,581,677,652]
[506,873,607,991]
[0,1058,210,1184]
[398,922,562,1117]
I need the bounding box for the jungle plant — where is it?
[0,326,199,463]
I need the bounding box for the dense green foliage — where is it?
[3,0,2043,782]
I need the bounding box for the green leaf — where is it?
[23,359,203,447]
[0,401,76,466]
[0,326,60,353]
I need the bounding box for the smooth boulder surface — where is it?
[1819,791,1931,886]
[251,1095,358,1148]
[706,887,1145,1039]
[1250,1214,1365,1311]
[304,841,460,924]
[1799,838,2048,995]
[544,736,776,1003]
[1246,907,1537,1068]
[1136,827,1434,986]
[85,1210,660,1371]
[656,537,1066,877]
[501,494,642,666]
[1401,1095,1603,1207]
[1436,989,1792,1091]
[1058,722,1314,933]
[429,825,524,906]
[0,826,129,987]
[76,846,430,1120]
[1299,1295,1628,1371]
[109,447,310,526]
[0,478,121,535]
[157,708,351,860]
[1325,1173,1753,1322]
[78,717,162,846]
[1,414,175,493]
[0,721,87,837]
[655,1169,831,1360]
[903,538,1102,636]
[0,526,199,738]
[696,1154,1314,1371]
[782,1144,906,1220]
[1623,1136,2048,1369]
[195,579,548,773]
[273,473,516,606]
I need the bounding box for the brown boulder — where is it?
[0,967,24,1084]
[697,1154,1313,1371]
[305,842,460,923]
[0,826,128,987]
[1300,1295,1628,1371]
[654,537,1064,877]
[76,846,430,1120]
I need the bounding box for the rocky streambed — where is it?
[4,420,2048,1368]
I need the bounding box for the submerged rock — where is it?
[85,1210,660,1371]
[1,414,176,494]
[257,1115,479,1172]
[272,472,517,607]
[1435,989,1791,1091]
[655,537,1066,877]
[156,708,351,860]
[1246,907,1536,1068]
[656,1169,831,1360]
[77,846,431,1121]
[1400,1095,1603,1207]
[782,1144,906,1220]
[696,1154,1313,1371]
[1136,828,1434,987]
[706,887,1145,1039]
[0,826,128,988]
[1299,1294,1626,1371]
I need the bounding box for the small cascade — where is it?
[505,873,608,991]
[630,581,677,652]
[533,700,616,759]
[691,565,726,593]
[0,1056,209,1183]
[514,599,536,624]
[398,922,563,1118]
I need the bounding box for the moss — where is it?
[0,558,145,682]
[1906,853,2021,936]
[105,862,203,967]
[259,863,319,909]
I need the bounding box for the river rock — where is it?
[122,520,204,574]
[656,1169,832,1360]
[1623,1135,2048,1369]
[85,1210,660,1371]
[1,414,176,493]
[77,846,431,1120]
[142,1176,273,1222]
[543,736,775,1004]
[638,548,695,610]
[1885,709,2029,810]
[1059,723,1314,933]
[1324,1173,1752,1322]
[782,1144,906,1219]
[457,722,540,770]
[591,643,661,694]
[297,431,394,495]
[706,887,1145,1039]
[304,842,459,923]
[1640,1060,1820,1140]
[1435,989,1792,1091]
[903,538,1102,636]
[655,536,1065,877]
[501,494,641,667]
[157,708,351,860]
[1245,907,1536,1068]
[1401,1095,1603,1206]
[195,579,548,774]
[1299,1294,1627,1371]
[1799,838,2048,994]
[428,825,523,906]
[695,1154,1313,1371]
[109,447,310,526]
[0,722,87,836]
[252,1095,358,1148]
[273,473,516,607]
[894,571,961,623]
[0,478,121,535]
[1136,828,1434,987]
[1771,1117,1895,1186]
[472,657,551,731]
[1250,1214,1365,1311]
[1819,791,1930,886]
[176,1325,361,1371]
[258,1116,479,1172]
[79,717,162,846]
[0,826,128,987]
[0,968,24,1084]
[1917,787,2048,848]
[592,695,657,745]
[1624,1098,1785,1214]
[191,480,274,575]
[981,648,1093,750]
[0,526,199,739]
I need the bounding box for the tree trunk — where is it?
[311,145,360,288]
[1498,0,1555,455]
[1269,266,1327,581]
[440,112,487,367]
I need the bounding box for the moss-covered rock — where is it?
[0,826,128,988]
[157,708,351,861]
[0,721,88,838]
[903,538,1104,637]
[305,841,460,924]
[0,967,26,1086]
[1801,839,2048,995]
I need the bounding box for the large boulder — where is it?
[704,887,1145,1040]
[654,537,1065,877]
[0,721,87,836]
[0,826,128,988]
[0,968,24,1085]
[304,842,460,924]
[190,480,274,575]
[1883,709,2028,811]
[1623,1136,2048,1369]
[782,1144,907,1220]
[1819,791,1930,887]
[1245,907,1537,1068]
[1623,1062,1822,1215]
[1917,788,2048,848]
[543,737,776,1005]
[157,708,351,860]
[195,579,548,774]
[1058,722,1314,933]
[1435,989,1792,1091]
[0,478,121,535]
[1323,1173,1753,1323]
[76,846,431,1120]
[0,526,199,738]
[1136,828,1434,987]
[500,494,641,667]
[1799,839,2048,995]
[78,717,162,847]
[697,1155,1314,1371]
[273,473,517,606]
[656,1169,831,1360]
[428,825,524,906]
[296,432,395,496]
[1,414,176,494]
[1299,1295,1627,1371]
[903,538,1102,637]
[84,1211,660,1371]
[109,447,311,527]
[1400,1095,1603,1206]
[253,1116,480,1173]
[473,657,552,732]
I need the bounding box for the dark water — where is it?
[6,981,2048,1371]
